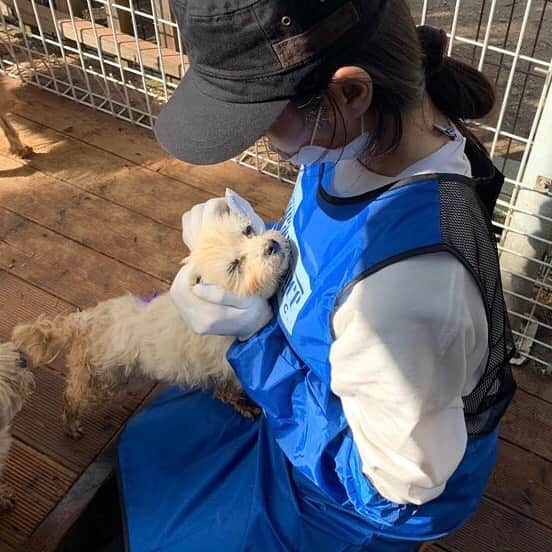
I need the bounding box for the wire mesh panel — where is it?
[1,0,551,373]
[410,0,552,374]
[0,0,186,127]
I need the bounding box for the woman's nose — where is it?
[265,239,280,256]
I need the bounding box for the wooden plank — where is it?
[25,446,116,552]
[6,80,290,221]
[0,152,184,283]
[487,440,552,529]
[0,540,15,551]
[149,156,292,222]
[0,270,74,339]
[0,270,73,377]
[5,0,186,78]
[436,391,552,549]
[1,132,213,229]
[0,269,75,330]
[422,438,552,549]
[512,366,552,404]
[27,134,286,222]
[6,89,165,166]
[500,388,552,462]
[440,497,552,552]
[3,112,286,224]
[25,386,159,552]
[0,440,74,549]
[0,209,165,308]
[12,365,149,473]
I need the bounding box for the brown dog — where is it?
[0,77,33,158]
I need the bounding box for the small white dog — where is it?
[0,343,34,509]
[13,199,290,438]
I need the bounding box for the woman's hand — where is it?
[173,190,272,338]
[170,264,273,338]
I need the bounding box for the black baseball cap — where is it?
[154,0,387,165]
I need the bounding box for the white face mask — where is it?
[287,103,371,166]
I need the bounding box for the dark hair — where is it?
[298,0,496,156]
[417,24,495,150]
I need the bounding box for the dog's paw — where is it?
[10,144,33,159]
[213,386,261,419]
[0,491,16,511]
[233,399,262,419]
[64,420,84,440]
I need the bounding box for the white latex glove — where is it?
[170,264,273,338]
[181,189,265,251]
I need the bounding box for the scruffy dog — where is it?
[0,343,34,509]
[0,78,33,158]
[13,205,289,439]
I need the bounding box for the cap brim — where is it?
[154,70,290,165]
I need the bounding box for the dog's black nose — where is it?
[16,353,27,369]
[265,239,280,256]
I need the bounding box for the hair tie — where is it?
[416,25,448,76]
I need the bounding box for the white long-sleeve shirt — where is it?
[329,130,489,505]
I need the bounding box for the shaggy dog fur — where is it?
[13,207,290,439]
[0,79,33,158]
[0,343,34,510]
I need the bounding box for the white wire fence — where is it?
[1,0,551,373]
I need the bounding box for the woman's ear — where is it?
[330,66,373,118]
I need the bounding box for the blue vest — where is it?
[227,161,508,540]
[118,152,514,550]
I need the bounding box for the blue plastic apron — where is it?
[118,163,499,551]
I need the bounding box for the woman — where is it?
[117,1,516,550]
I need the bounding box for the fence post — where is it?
[109,0,133,35]
[59,0,84,17]
[500,73,552,333]
[156,0,178,50]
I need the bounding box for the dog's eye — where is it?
[243,225,254,237]
[227,259,241,275]
[195,276,202,284]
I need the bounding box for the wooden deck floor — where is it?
[1,76,551,552]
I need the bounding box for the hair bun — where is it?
[417,25,448,76]
[415,24,495,122]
